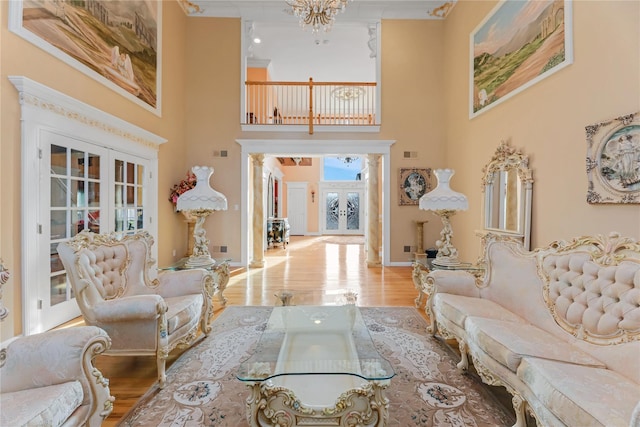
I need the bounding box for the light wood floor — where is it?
[95,235,424,425]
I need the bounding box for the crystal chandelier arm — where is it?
[286,0,351,33]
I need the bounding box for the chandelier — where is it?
[338,156,359,165]
[286,0,351,33]
[332,86,364,101]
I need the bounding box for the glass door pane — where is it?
[113,156,146,233]
[325,192,339,230]
[346,192,360,230]
[49,144,102,307]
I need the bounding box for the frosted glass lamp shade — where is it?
[177,166,227,212]
[419,169,468,212]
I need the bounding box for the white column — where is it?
[250,154,265,268]
[367,154,381,267]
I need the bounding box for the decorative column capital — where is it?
[251,153,265,167]
[367,153,380,169]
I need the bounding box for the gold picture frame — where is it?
[586,112,640,204]
[399,168,432,206]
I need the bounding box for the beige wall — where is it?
[184,18,243,260]
[1,1,189,338]
[442,0,640,261]
[379,20,448,259]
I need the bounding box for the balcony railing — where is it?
[244,78,377,134]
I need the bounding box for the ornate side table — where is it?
[412,258,485,309]
[160,257,230,307]
[412,257,431,309]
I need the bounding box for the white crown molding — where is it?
[9,76,166,151]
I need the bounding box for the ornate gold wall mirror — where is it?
[480,141,533,249]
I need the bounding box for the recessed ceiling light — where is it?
[253,37,261,44]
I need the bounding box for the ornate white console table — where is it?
[160,257,230,307]
[237,305,394,426]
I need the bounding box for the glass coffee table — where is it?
[237,305,395,426]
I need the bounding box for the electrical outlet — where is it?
[172,249,176,257]
[220,246,227,253]
[403,245,411,253]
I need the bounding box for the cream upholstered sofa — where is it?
[424,233,640,427]
[0,326,114,426]
[57,230,219,388]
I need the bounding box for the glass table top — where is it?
[159,257,230,271]
[413,257,484,272]
[236,305,395,383]
[273,288,358,306]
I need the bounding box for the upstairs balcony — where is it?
[242,78,380,134]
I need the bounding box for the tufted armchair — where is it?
[0,326,114,426]
[57,230,217,388]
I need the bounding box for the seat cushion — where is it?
[165,294,203,335]
[518,357,640,427]
[433,293,526,329]
[0,381,83,427]
[465,317,606,372]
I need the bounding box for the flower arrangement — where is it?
[169,170,197,207]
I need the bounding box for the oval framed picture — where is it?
[586,112,640,204]
[399,168,432,206]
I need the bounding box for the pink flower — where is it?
[169,171,197,206]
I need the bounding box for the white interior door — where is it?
[286,182,307,235]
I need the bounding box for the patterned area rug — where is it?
[118,306,514,426]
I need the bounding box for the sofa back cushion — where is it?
[538,233,640,345]
[537,233,640,383]
[541,253,640,343]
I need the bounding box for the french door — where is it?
[38,131,150,332]
[320,183,364,235]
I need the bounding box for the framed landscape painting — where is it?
[9,0,161,115]
[470,0,572,118]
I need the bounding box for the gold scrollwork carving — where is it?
[246,381,388,426]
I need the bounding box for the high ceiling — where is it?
[180,0,457,20]
[178,0,456,87]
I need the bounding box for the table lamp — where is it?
[419,169,468,266]
[177,166,227,267]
